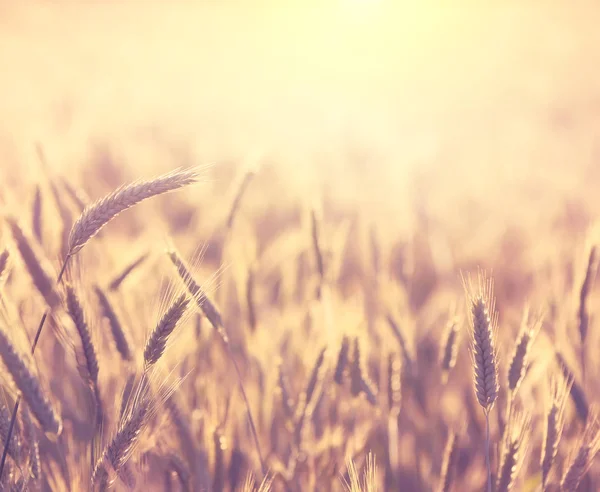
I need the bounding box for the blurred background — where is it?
[2,4,600,489]
[1,1,600,264]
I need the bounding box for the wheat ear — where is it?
[144,293,190,367]
[385,313,414,375]
[555,352,589,422]
[69,167,201,256]
[561,419,600,490]
[541,375,570,487]
[465,272,498,492]
[65,285,99,384]
[65,284,103,428]
[94,286,133,362]
[349,337,377,406]
[5,217,60,309]
[1,168,202,483]
[0,328,61,435]
[440,316,460,384]
[167,250,223,334]
[92,400,150,489]
[0,249,10,285]
[578,244,597,374]
[333,336,350,386]
[168,248,266,476]
[0,405,20,463]
[0,253,68,482]
[310,208,325,288]
[496,411,529,492]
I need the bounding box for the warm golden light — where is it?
[0,2,600,491]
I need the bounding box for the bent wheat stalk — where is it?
[68,167,201,256]
[168,248,266,477]
[0,166,202,482]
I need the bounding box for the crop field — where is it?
[1,2,600,491]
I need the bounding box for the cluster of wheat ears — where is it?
[0,162,598,491]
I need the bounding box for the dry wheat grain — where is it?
[5,217,60,309]
[0,328,61,435]
[541,375,570,487]
[496,411,529,492]
[440,316,460,384]
[507,315,538,395]
[95,286,133,362]
[144,293,190,367]
[69,167,201,255]
[65,285,99,385]
[561,420,600,491]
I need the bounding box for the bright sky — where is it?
[1,1,599,217]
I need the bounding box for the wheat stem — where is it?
[485,411,492,492]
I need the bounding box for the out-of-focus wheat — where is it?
[0,328,61,436]
[5,217,60,309]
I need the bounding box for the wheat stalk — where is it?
[334,336,350,386]
[555,352,589,422]
[31,185,43,244]
[507,313,539,401]
[226,170,255,231]
[387,351,402,416]
[439,430,458,492]
[277,362,295,420]
[19,406,40,484]
[108,252,150,291]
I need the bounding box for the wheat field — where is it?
[1,2,600,491]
